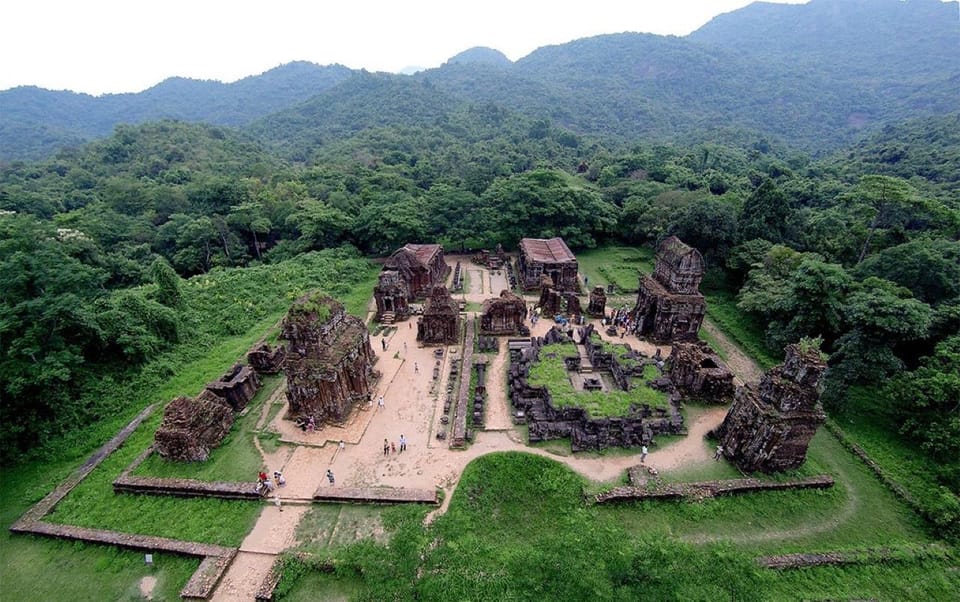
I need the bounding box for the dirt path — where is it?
[483,342,513,430]
[701,318,763,385]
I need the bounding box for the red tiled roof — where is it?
[404,243,442,266]
[519,237,576,264]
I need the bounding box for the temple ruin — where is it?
[518,237,579,291]
[537,275,581,319]
[630,236,706,342]
[281,292,378,426]
[587,285,607,317]
[480,289,528,335]
[417,286,460,345]
[714,343,827,473]
[154,395,235,462]
[507,327,685,451]
[473,243,508,269]
[667,341,735,403]
[247,342,285,374]
[202,363,261,411]
[373,270,411,323]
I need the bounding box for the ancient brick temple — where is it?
[281,293,378,426]
[154,395,235,462]
[518,237,579,291]
[202,364,261,411]
[587,285,607,317]
[714,343,827,473]
[630,236,706,342]
[373,269,411,322]
[417,286,460,345]
[381,243,450,300]
[480,290,528,335]
[473,243,508,269]
[667,341,734,403]
[247,342,285,374]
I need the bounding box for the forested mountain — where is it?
[2,0,956,162]
[444,46,513,66]
[0,62,352,161]
[690,0,958,83]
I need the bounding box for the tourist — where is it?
[382,338,387,351]
[258,471,268,483]
[714,445,724,461]
[641,445,648,463]
[383,438,389,456]
[326,469,335,484]
[274,494,282,512]
[403,341,408,354]
[399,434,407,452]
[378,395,385,410]
[273,471,285,487]
[339,439,345,452]
[414,361,419,374]
[307,416,315,432]
[391,442,397,454]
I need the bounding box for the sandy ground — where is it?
[210,261,760,600]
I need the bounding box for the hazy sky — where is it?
[3,0,811,96]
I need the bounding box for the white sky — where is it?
[3,0,811,96]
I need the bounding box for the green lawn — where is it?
[597,428,934,555]
[577,246,654,293]
[0,536,199,602]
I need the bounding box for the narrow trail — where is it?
[700,318,763,385]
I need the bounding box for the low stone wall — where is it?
[312,486,439,505]
[114,474,265,500]
[756,543,950,570]
[594,475,834,503]
[10,518,236,599]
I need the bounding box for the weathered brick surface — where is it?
[594,474,834,503]
[114,474,265,500]
[312,486,438,504]
[181,552,238,599]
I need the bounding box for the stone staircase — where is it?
[381,311,395,325]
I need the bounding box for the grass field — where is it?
[577,246,655,292]
[702,287,780,370]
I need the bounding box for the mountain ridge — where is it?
[2,0,957,161]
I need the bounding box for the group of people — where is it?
[382,434,407,455]
[608,306,634,336]
[294,415,316,432]
[256,470,285,496]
